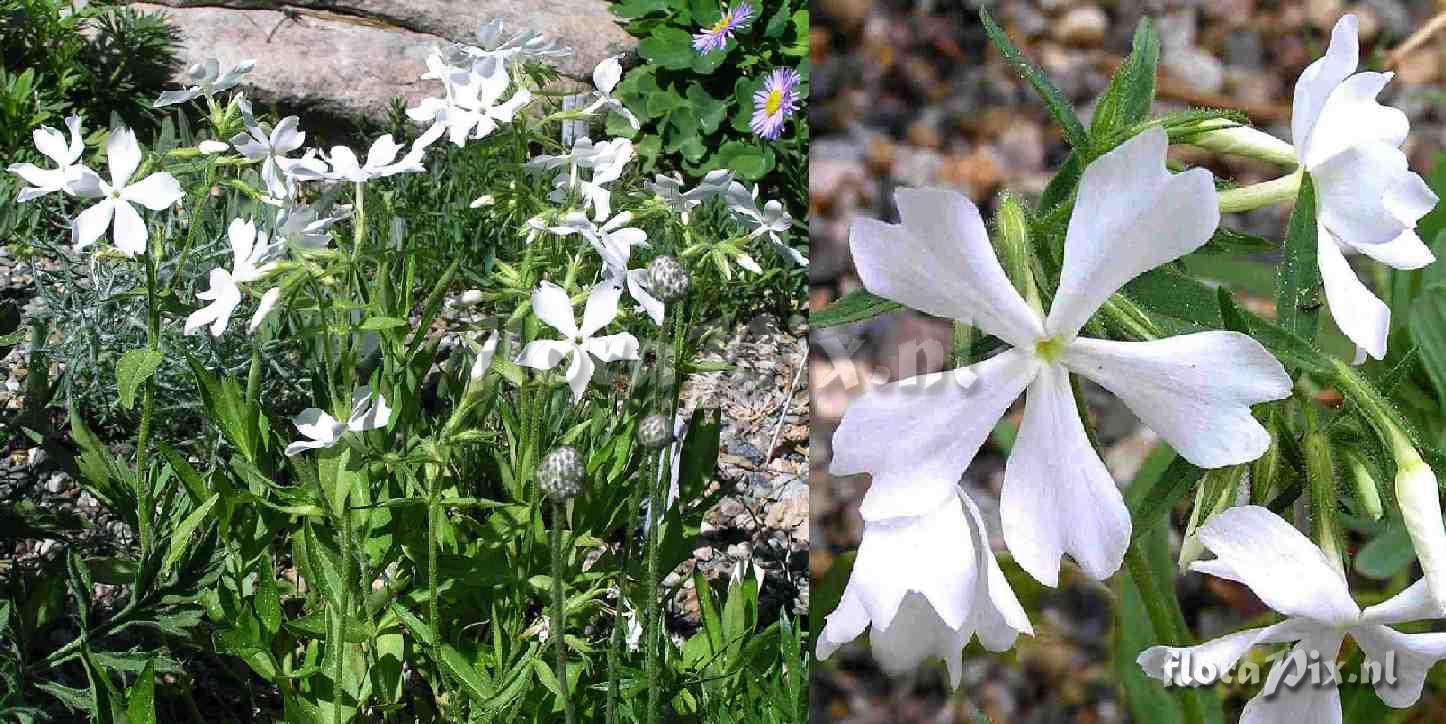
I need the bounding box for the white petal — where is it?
[183,268,240,337]
[1350,624,1446,708]
[286,408,343,456]
[582,333,639,363]
[565,347,595,402]
[1000,363,1131,585]
[72,199,114,249]
[531,281,578,338]
[1384,171,1440,228]
[961,493,1033,649]
[850,188,1042,348]
[327,146,363,181]
[868,592,972,687]
[198,139,230,155]
[516,339,572,370]
[270,116,304,153]
[1292,14,1359,157]
[1190,506,1359,625]
[364,134,401,169]
[1303,71,1407,169]
[832,348,1038,521]
[1062,333,1290,468]
[1240,632,1346,724]
[32,125,69,165]
[1318,229,1390,360]
[1313,142,1412,247]
[121,172,183,210]
[580,283,622,337]
[106,127,142,188]
[248,287,282,333]
[66,166,103,197]
[626,269,665,325]
[1360,579,1441,625]
[8,163,66,194]
[468,331,499,381]
[228,217,257,269]
[347,391,391,432]
[63,116,84,162]
[1139,623,1291,686]
[1046,127,1219,338]
[1353,229,1435,270]
[593,56,622,94]
[154,89,200,108]
[111,201,148,256]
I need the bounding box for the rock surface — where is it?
[129,0,635,122]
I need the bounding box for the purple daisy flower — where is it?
[692,2,752,55]
[750,67,801,140]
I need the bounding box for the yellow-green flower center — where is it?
[1034,336,1065,363]
[710,16,730,33]
[765,89,783,116]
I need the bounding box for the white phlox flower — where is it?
[645,169,733,223]
[183,218,281,337]
[1139,506,1446,721]
[726,181,807,266]
[460,18,572,76]
[833,127,1292,586]
[323,133,433,183]
[154,57,256,107]
[69,127,184,256]
[409,50,532,148]
[1289,14,1440,361]
[8,115,90,202]
[583,56,639,131]
[466,330,500,383]
[527,137,634,220]
[548,211,663,325]
[285,386,393,456]
[275,202,346,250]
[816,489,1033,687]
[516,281,640,402]
[231,115,324,199]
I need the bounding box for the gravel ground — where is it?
[809,0,1444,721]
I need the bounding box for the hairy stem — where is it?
[1123,545,1207,724]
[551,497,576,724]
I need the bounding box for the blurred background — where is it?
[808,0,1445,721]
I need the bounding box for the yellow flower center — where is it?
[765,89,783,116]
[710,16,730,33]
[1034,336,1065,363]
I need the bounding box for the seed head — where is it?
[537,446,585,500]
[638,414,671,450]
[647,256,691,302]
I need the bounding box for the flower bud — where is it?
[537,446,585,500]
[1390,433,1446,609]
[1342,450,1384,521]
[638,414,671,450]
[647,256,690,302]
[1174,119,1298,167]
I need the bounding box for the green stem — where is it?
[426,485,448,714]
[1123,546,1207,724]
[332,501,352,724]
[135,248,161,554]
[607,453,650,724]
[1217,170,1303,213]
[550,497,576,724]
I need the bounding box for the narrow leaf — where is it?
[1275,174,1321,343]
[979,7,1090,154]
[116,348,163,411]
[1090,17,1160,143]
[126,659,157,724]
[162,494,218,577]
[810,289,900,328]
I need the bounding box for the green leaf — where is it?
[115,348,163,411]
[713,140,772,180]
[638,27,695,70]
[358,316,408,331]
[979,7,1090,155]
[1409,287,1446,405]
[677,408,721,504]
[255,559,283,638]
[304,523,347,609]
[439,644,492,702]
[126,659,157,724]
[693,570,723,654]
[1090,18,1160,144]
[811,289,901,328]
[1355,524,1415,579]
[389,602,436,646]
[162,493,218,577]
[1276,174,1321,344]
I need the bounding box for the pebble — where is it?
[1053,5,1108,46]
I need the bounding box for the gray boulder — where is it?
[130,0,635,123]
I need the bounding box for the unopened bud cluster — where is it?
[537,446,585,500]
[638,414,671,450]
[647,256,690,301]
